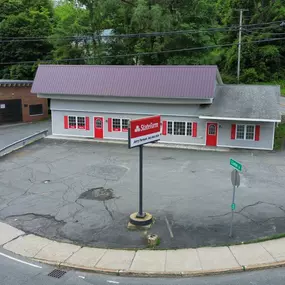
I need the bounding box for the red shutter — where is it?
[108,118,112,132]
[192,122,197,137]
[162,121,167,135]
[231,124,236,140]
[85,117,90,130]
[64,116,68,129]
[255,125,260,141]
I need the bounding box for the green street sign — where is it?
[231,203,236,210]
[230,158,242,172]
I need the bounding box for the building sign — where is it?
[0,104,5,109]
[128,115,161,148]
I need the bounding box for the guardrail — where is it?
[0,129,49,157]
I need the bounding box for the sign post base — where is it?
[129,212,153,227]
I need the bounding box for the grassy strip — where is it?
[274,123,285,150]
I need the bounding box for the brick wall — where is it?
[0,86,48,123]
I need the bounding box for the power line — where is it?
[0,27,239,43]
[0,20,284,43]
[1,36,285,66]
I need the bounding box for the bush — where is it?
[240,68,260,84]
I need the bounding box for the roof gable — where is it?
[32,65,219,99]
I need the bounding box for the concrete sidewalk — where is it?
[1,222,285,277]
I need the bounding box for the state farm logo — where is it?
[135,125,141,132]
[134,122,159,132]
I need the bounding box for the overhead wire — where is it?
[1,36,285,66]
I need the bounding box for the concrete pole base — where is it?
[128,212,153,228]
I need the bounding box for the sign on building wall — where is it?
[0,104,5,109]
[128,115,161,148]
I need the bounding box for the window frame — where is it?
[29,104,43,116]
[77,116,86,130]
[167,121,193,136]
[235,124,255,141]
[67,115,87,130]
[111,118,129,132]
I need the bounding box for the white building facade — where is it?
[32,65,281,150]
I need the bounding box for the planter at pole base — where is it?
[129,212,153,226]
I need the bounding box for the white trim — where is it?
[199,116,281,123]
[272,122,276,150]
[39,93,213,105]
[53,133,93,138]
[166,121,193,137]
[217,144,272,151]
[111,117,129,133]
[51,133,206,146]
[159,140,205,146]
[235,124,255,141]
[67,115,86,130]
[51,108,199,118]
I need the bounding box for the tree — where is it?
[0,0,54,79]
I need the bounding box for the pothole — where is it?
[42,180,51,184]
[78,187,115,201]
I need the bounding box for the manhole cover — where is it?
[48,269,67,279]
[78,187,115,201]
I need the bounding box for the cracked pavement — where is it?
[1,139,285,248]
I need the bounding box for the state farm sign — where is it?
[128,116,161,148]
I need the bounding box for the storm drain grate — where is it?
[48,269,67,279]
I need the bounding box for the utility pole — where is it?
[235,9,248,84]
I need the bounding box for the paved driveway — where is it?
[0,139,285,249]
[0,120,51,149]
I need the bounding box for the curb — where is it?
[32,259,285,278]
[46,135,231,152]
[1,226,285,278]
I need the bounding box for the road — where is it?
[0,248,285,285]
[0,120,51,149]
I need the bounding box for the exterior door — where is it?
[206,123,218,146]
[94,117,104,139]
[0,99,22,124]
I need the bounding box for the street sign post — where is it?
[229,160,242,238]
[230,158,242,171]
[128,116,161,220]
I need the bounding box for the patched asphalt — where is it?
[1,139,285,249]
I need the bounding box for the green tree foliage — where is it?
[0,0,53,79]
[1,0,285,84]
[217,0,285,83]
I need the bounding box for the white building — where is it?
[32,65,281,150]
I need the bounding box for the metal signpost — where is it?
[229,158,242,237]
[128,115,161,222]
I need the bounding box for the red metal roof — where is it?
[32,65,219,99]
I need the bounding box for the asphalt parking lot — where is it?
[0,139,285,249]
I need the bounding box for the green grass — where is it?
[274,123,285,150]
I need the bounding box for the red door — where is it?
[94,117,104,139]
[206,123,218,146]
